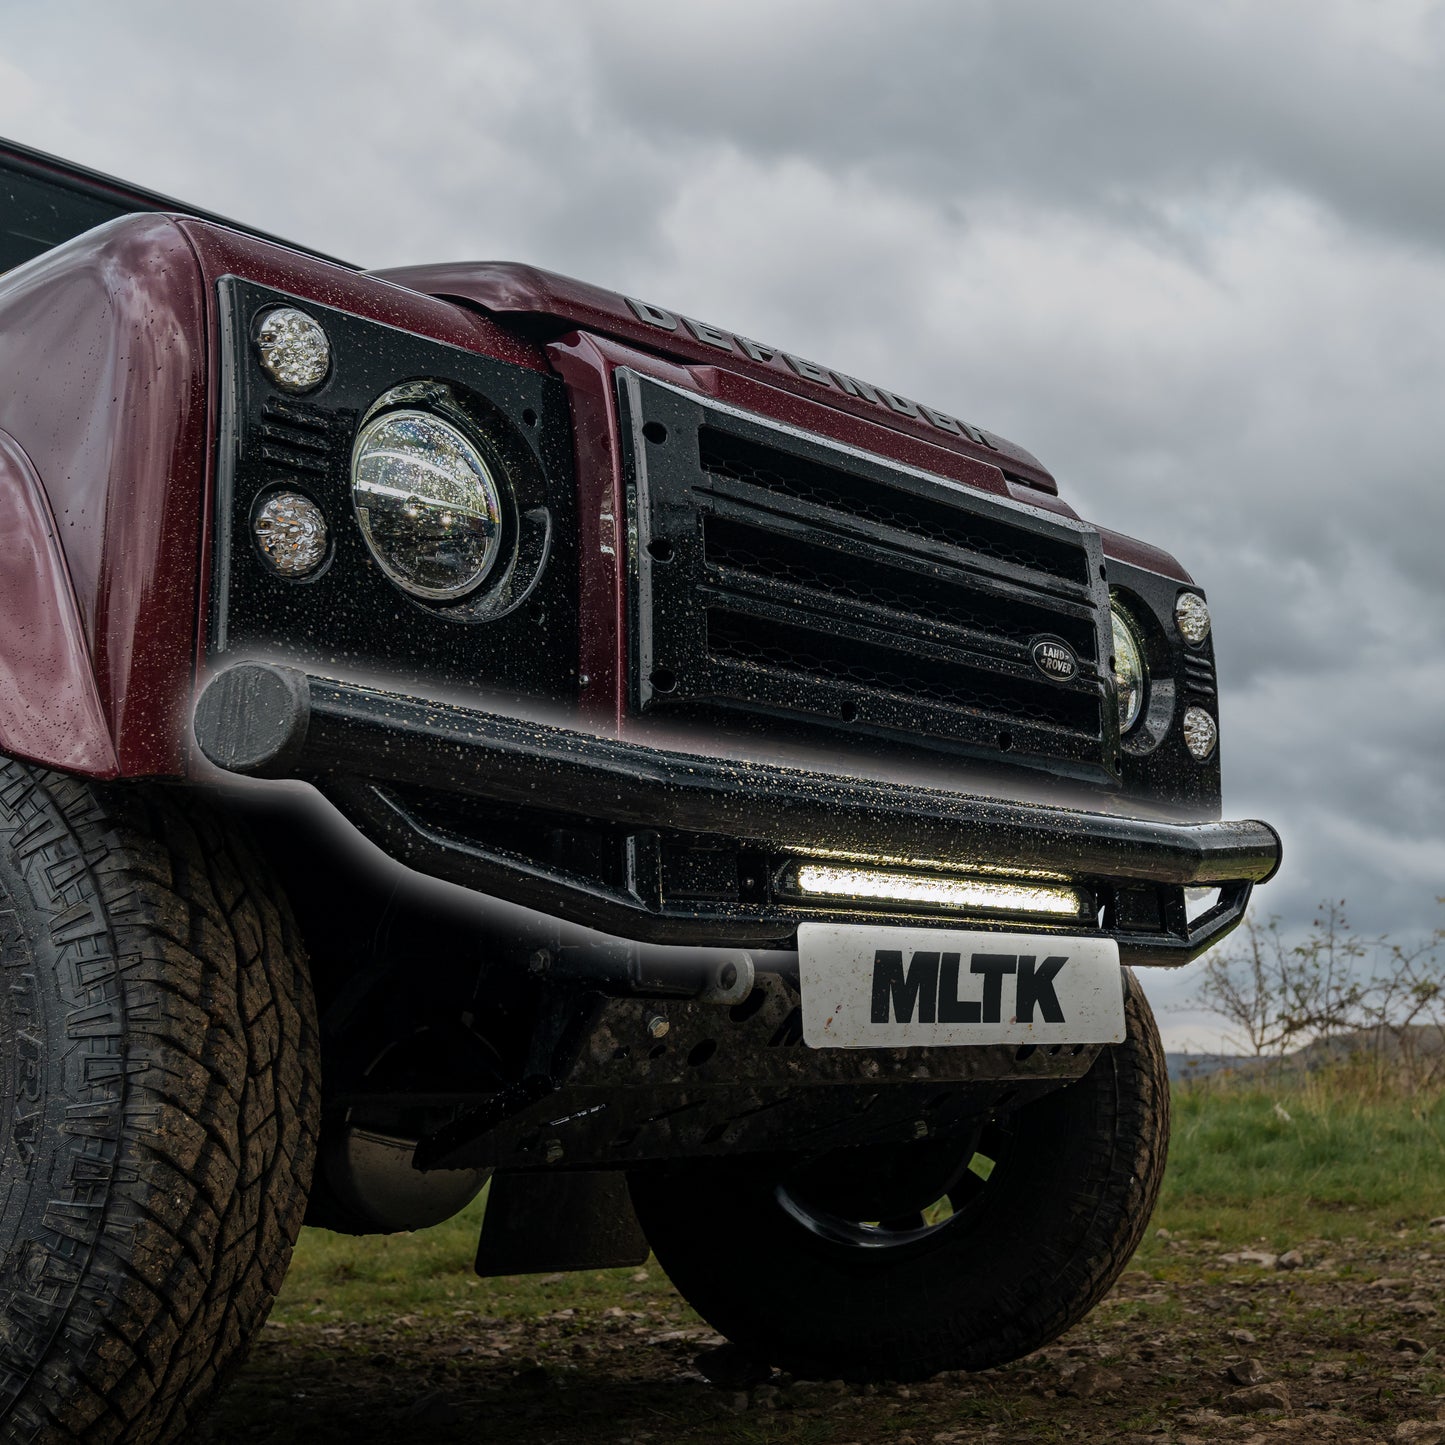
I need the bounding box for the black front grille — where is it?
[621,371,1117,778]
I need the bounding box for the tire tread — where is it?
[0,763,319,1444]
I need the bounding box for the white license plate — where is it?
[797,922,1125,1049]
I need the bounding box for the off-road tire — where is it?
[629,969,1167,1381]
[0,760,320,1442]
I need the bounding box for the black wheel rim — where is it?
[773,1118,1017,1253]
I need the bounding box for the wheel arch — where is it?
[0,428,118,777]
[0,212,211,779]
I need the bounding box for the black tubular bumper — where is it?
[193,664,1282,964]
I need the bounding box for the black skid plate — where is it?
[416,974,1099,1173]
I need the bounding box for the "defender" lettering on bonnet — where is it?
[626,295,998,452]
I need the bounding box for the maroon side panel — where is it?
[0,213,209,776]
[0,217,552,781]
[0,430,118,776]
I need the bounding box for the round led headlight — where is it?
[1111,605,1147,734]
[1183,705,1218,760]
[255,307,330,393]
[351,409,503,600]
[1175,591,1211,645]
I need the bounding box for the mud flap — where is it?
[474,1169,650,1277]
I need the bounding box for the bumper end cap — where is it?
[194,662,311,777]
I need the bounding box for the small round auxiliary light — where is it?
[254,491,328,577]
[255,306,331,392]
[1175,591,1211,645]
[1182,705,1218,761]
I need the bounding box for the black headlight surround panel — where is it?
[1106,556,1222,814]
[210,277,578,703]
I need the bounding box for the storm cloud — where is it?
[2,0,1441,1043]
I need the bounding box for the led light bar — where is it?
[792,863,1086,917]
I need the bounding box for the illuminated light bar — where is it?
[793,863,1086,917]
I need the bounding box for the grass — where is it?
[1146,1064,1445,1251]
[275,1064,1445,1325]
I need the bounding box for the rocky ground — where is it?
[198,1226,1445,1445]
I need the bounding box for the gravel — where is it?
[196,1229,1445,1444]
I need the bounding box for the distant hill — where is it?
[1166,1053,1249,1082]
[1166,1025,1445,1083]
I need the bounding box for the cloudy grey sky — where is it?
[3,0,1441,1045]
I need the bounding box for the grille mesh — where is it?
[699,429,1087,584]
[707,611,1096,731]
[703,514,1098,659]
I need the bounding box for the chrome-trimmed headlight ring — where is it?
[1110,603,1148,734]
[351,407,504,601]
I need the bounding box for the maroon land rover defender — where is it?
[0,139,1279,1442]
